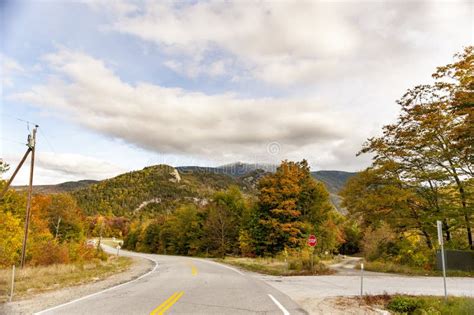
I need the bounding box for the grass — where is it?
[361,260,474,277]
[217,256,334,276]
[362,294,474,315]
[0,256,132,303]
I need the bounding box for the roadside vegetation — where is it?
[0,164,132,301]
[218,249,334,276]
[123,160,346,274]
[339,47,473,275]
[363,295,474,315]
[361,261,474,277]
[0,256,131,302]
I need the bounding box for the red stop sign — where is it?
[307,234,317,247]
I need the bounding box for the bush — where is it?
[29,240,70,266]
[363,223,396,261]
[387,296,424,313]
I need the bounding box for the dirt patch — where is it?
[0,256,153,315]
[297,297,388,315]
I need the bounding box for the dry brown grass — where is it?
[218,256,334,276]
[0,256,132,303]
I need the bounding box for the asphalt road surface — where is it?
[36,246,306,315]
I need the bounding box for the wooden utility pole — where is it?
[20,126,38,268]
[0,149,32,199]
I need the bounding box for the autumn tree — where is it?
[203,186,246,256]
[256,160,334,254]
[352,46,473,250]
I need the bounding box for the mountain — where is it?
[16,163,357,215]
[73,165,249,217]
[310,170,357,195]
[179,164,356,212]
[216,162,277,176]
[311,170,358,212]
[14,180,98,194]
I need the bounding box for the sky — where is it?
[1,0,473,185]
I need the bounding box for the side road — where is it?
[255,269,474,314]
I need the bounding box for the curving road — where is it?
[35,246,306,315]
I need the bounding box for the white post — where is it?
[437,220,448,301]
[9,265,15,302]
[116,245,121,256]
[360,263,364,297]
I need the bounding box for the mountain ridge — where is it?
[13,163,357,213]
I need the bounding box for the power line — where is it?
[38,128,56,154]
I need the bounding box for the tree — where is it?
[354,47,473,250]
[0,211,22,266]
[39,194,85,242]
[161,204,203,255]
[203,186,246,256]
[0,159,9,175]
[257,160,335,254]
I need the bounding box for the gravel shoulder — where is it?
[0,256,153,315]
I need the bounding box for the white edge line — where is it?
[35,255,158,315]
[193,258,245,275]
[268,294,290,315]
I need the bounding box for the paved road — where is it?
[36,246,306,315]
[258,271,474,299]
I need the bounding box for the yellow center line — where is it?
[186,261,198,276]
[149,291,184,315]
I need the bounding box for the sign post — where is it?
[360,263,364,297]
[9,265,15,302]
[307,235,317,273]
[437,220,447,301]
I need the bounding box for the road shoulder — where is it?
[0,256,154,315]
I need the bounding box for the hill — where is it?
[14,179,98,194]
[73,165,248,217]
[311,170,358,212]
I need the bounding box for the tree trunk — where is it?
[443,219,451,241]
[450,168,473,249]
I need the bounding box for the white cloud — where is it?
[3,151,125,185]
[11,48,363,168]
[102,1,472,85]
[1,54,25,87]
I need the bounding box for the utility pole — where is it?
[20,126,38,268]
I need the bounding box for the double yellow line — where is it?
[150,291,184,315]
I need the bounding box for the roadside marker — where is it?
[437,220,448,301]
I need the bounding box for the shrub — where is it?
[29,240,70,266]
[362,223,396,261]
[387,296,424,314]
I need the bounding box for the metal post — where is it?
[20,127,37,268]
[310,250,314,273]
[440,243,447,301]
[360,263,364,297]
[437,220,448,301]
[9,265,15,302]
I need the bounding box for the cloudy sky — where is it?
[1,0,472,184]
